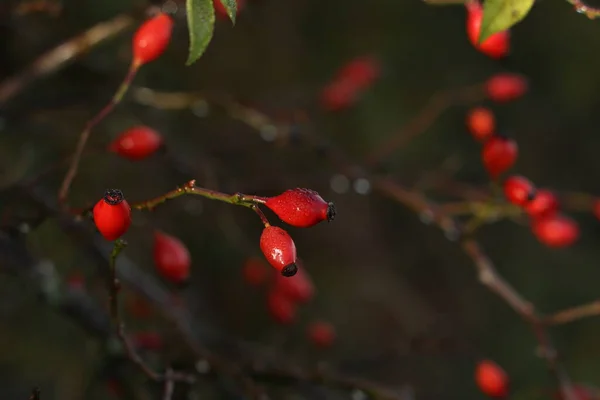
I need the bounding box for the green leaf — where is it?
[186,0,216,66]
[217,0,237,24]
[479,0,534,44]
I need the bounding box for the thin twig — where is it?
[545,300,600,326]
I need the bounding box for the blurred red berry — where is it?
[466,107,495,142]
[532,214,579,248]
[109,126,163,161]
[93,189,132,241]
[66,272,85,291]
[307,320,336,348]
[337,56,380,91]
[482,136,518,178]
[466,2,509,59]
[503,175,535,207]
[267,290,296,325]
[525,189,559,219]
[320,81,358,112]
[243,257,270,286]
[485,73,528,103]
[132,13,174,66]
[214,0,245,19]
[265,188,335,228]
[592,199,600,220]
[153,231,191,283]
[475,359,509,398]
[133,331,163,350]
[274,265,314,304]
[260,226,298,276]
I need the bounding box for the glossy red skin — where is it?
[214,0,245,19]
[267,290,296,325]
[132,13,174,65]
[482,136,518,178]
[466,2,509,59]
[320,81,358,112]
[93,199,132,241]
[486,74,528,103]
[532,214,579,248]
[274,266,314,303]
[337,56,380,91]
[153,231,191,283]
[466,107,495,142]
[475,360,509,398]
[503,175,535,206]
[242,257,269,286]
[307,320,336,348]
[525,189,559,219]
[109,126,163,161]
[260,226,297,271]
[265,188,330,228]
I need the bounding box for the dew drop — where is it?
[330,174,350,194]
[353,178,371,195]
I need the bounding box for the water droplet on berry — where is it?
[353,178,371,195]
[191,100,209,118]
[260,124,278,142]
[330,174,350,194]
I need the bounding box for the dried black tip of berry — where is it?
[281,263,298,277]
[104,189,124,205]
[526,189,537,202]
[326,202,336,222]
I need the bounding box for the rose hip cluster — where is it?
[465,73,579,248]
[466,1,510,59]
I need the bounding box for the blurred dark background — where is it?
[0,0,600,399]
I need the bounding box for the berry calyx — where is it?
[274,264,314,304]
[265,188,336,228]
[466,106,495,142]
[242,257,269,287]
[525,189,559,219]
[485,73,528,103]
[481,135,518,178]
[307,320,336,348]
[109,126,163,161]
[532,214,579,248]
[93,189,132,241]
[475,359,509,398]
[259,226,298,276]
[153,231,191,283]
[503,175,535,206]
[267,290,296,325]
[132,13,174,66]
[214,0,245,19]
[466,2,510,60]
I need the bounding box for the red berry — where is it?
[481,136,518,178]
[242,257,270,286]
[132,13,174,66]
[592,199,600,221]
[337,56,380,91]
[93,189,132,241]
[265,188,336,228]
[109,126,163,161]
[260,226,298,276]
[503,175,535,207]
[532,214,579,248]
[214,0,245,19]
[133,331,163,350]
[66,272,86,291]
[267,290,296,325]
[320,81,358,112]
[274,264,314,303]
[466,2,510,59]
[475,360,509,398]
[307,320,336,348]
[525,189,559,219]
[466,107,495,142]
[153,231,191,283]
[485,73,528,103]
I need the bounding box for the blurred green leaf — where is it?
[217,0,237,24]
[186,0,216,66]
[479,0,534,43]
[423,0,467,4]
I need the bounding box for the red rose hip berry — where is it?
[475,359,509,398]
[93,189,132,241]
[267,290,296,325]
[265,188,336,228]
[132,13,174,66]
[485,73,528,103]
[307,320,336,348]
[466,107,495,142]
[153,231,191,283]
[532,214,579,248]
[274,264,314,303]
[337,56,381,91]
[482,135,518,178]
[109,126,163,161]
[466,2,510,59]
[242,257,269,287]
[525,189,559,219]
[503,175,535,206]
[260,226,298,276]
[592,199,600,221]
